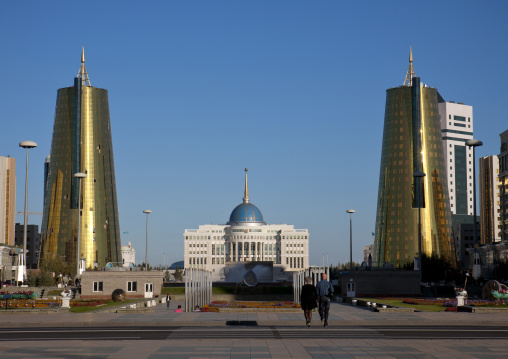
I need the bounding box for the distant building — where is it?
[184,169,309,281]
[466,242,508,280]
[363,244,374,263]
[0,245,24,284]
[121,242,136,268]
[169,260,184,270]
[498,130,508,241]
[14,223,40,269]
[80,271,163,299]
[0,156,16,246]
[454,221,480,267]
[43,155,50,208]
[438,101,474,215]
[479,156,501,245]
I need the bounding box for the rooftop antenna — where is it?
[243,168,250,203]
[403,46,415,86]
[77,47,91,86]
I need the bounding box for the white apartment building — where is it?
[183,170,309,281]
[438,101,474,215]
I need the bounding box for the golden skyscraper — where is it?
[374,49,455,267]
[40,49,121,269]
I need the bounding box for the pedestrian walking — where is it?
[316,273,334,327]
[300,276,318,327]
[166,294,171,309]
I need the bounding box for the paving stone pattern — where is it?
[1,301,508,358]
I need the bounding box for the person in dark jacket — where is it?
[300,276,318,327]
[316,273,334,327]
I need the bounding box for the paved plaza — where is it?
[0,301,507,358]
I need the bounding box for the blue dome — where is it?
[228,202,265,225]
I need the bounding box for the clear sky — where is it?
[1,1,506,267]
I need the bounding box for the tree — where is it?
[173,267,183,282]
[139,262,152,271]
[421,253,454,283]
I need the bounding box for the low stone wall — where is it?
[219,308,300,313]
[164,294,293,302]
[340,270,420,297]
[344,297,415,312]
[212,294,293,302]
[458,306,508,313]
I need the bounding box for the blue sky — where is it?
[1,1,506,267]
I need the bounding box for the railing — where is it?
[292,267,329,304]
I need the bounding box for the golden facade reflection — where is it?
[40,84,121,269]
[374,85,455,267]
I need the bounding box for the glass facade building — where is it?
[479,156,500,245]
[40,53,121,269]
[374,77,455,267]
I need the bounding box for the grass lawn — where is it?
[161,286,293,295]
[361,298,447,312]
[161,287,185,295]
[161,287,233,295]
[69,299,141,313]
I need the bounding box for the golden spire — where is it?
[403,45,416,86]
[243,168,250,203]
[77,47,91,86]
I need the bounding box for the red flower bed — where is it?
[70,300,104,307]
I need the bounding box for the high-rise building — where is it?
[498,130,508,241]
[479,156,500,245]
[0,156,16,246]
[14,223,40,268]
[373,49,455,267]
[183,169,309,281]
[40,49,121,269]
[438,101,474,215]
[43,155,50,209]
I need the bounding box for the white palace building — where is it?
[183,169,309,282]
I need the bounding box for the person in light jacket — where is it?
[316,273,334,327]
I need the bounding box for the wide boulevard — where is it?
[1,301,507,358]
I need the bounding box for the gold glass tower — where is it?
[374,50,455,267]
[40,49,121,269]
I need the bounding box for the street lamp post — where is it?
[346,209,355,271]
[466,139,483,248]
[143,210,152,271]
[413,171,426,286]
[19,141,37,279]
[74,172,87,277]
